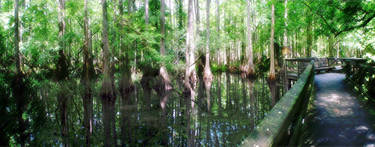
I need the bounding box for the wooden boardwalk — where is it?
[304,73,375,146]
[241,58,372,146]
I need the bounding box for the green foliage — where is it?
[344,60,375,103]
[1,0,375,145]
[211,63,227,73]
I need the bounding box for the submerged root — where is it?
[160,66,172,91]
[247,67,255,78]
[268,73,276,81]
[203,66,213,83]
[119,73,135,96]
[240,64,255,78]
[100,76,116,103]
[240,65,249,73]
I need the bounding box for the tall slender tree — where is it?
[177,0,184,29]
[283,0,289,57]
[14,0,21,73]
[306,8,312,57]
[216,0,219,33]
[100,0,116,146]
[13,0,29,146]
[57,0,69,146]
[195,0,200,29]
[246,0,254,76]
[82,0,94,146]
[328,35,335,57]
[118,0,135,145]
[128,0,134,13]
[145,0,149,24]
[160,0,172,90]
[269,2,276,80]
[203,0,213,82]
[184,0,196,98]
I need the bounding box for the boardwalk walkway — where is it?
[305,73,375,146]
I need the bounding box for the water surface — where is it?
[36,73,282,146]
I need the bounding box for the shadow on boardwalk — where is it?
[304,73,375,146]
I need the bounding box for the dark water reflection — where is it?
[117,73,281,146]
[29,73,282,146]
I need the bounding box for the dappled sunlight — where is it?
[306,73,375,146]
[367,133,375,140]
[316,92,357,117]
[331,107,353,117]
[356,125,369,132]
[2,0,375,145]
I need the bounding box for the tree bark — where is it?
[14,0,21,73]
[160,0,172,90]
[195,0,200,27]
[100,0,116,146]
[145,0,149,24]
[177,0,183,29]
[328,34,335,57]
[269,3,276,80]
[203,0,213,83]
[306,8,312,57]
[118,0,134,144]
[13,0,29,146]
[216,0,219,33]
[283,0,289,57]
[82,0,94,146]
[184,0,196,100]
[128,0,134,13]
[246,0,254,76]
[57,0,69,146]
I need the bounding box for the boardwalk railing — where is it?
[283,57,364,92]
[241,61,315,147]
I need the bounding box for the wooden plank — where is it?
[240,61,314,147]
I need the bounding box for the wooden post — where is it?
[284,59,288,92]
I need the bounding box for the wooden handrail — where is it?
[241,61,315,147]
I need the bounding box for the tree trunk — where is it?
[15,0,21,73]
[216,0,219,33]
[100,0,116,146]
[177,0,183,29]
[283,0,289,58]
[160,0,172,90]
[118,1,136,146]
[118,0,134,144]
[328,35,335,57]
[145,0,149,24]
[194,0,201,56]
[57,0,69,146]
[82,0,94,146]
[128,0,134,13]
[195,0,200,28]
[306,9,312,57]
[246,0,254,76]
[337,41,340,58]
[184,0,196,99]
[203,0,213,82]
[269,3,276,80]
[13,1,29,146]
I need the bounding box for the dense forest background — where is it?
[0,0,374,146]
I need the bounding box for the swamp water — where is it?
[36,73,282,146]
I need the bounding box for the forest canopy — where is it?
[0,0,374,146]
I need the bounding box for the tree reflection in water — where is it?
[34,73,281,146]
[116,73,280,146]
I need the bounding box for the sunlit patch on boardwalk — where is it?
[305,73,375,146]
